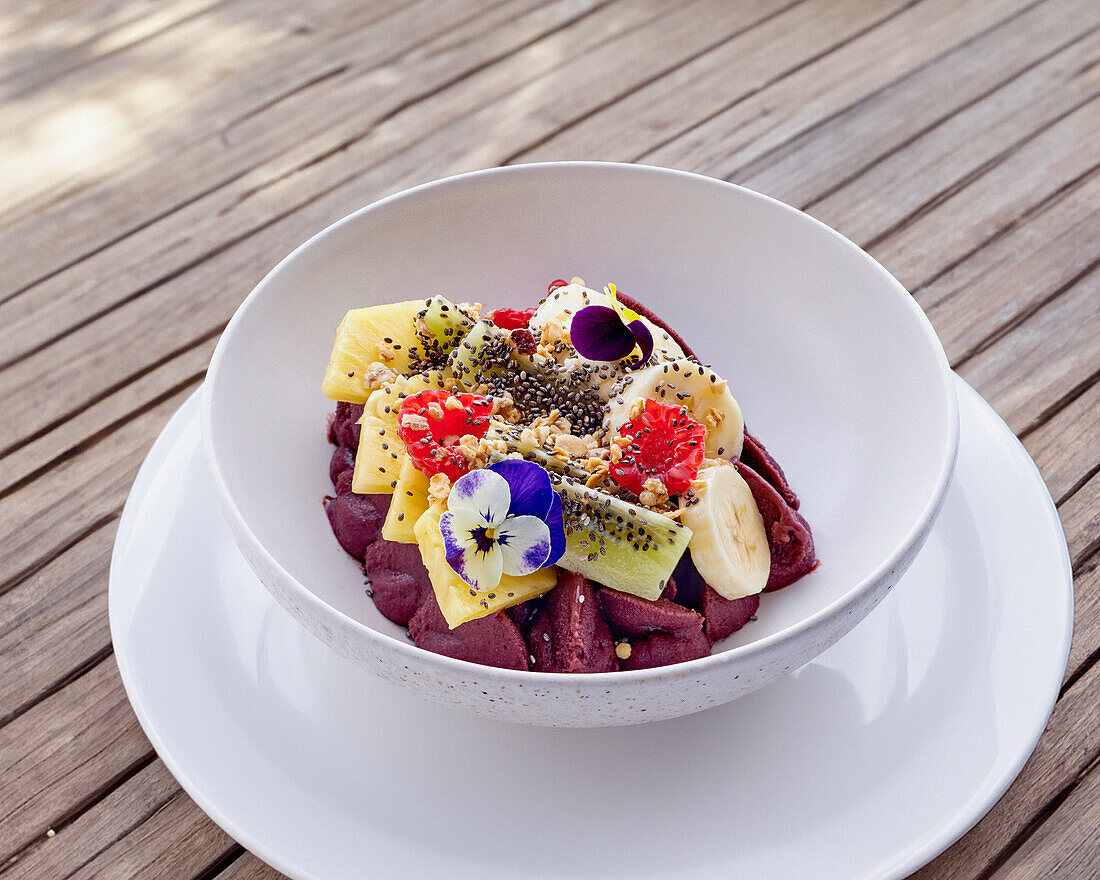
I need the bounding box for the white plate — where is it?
[110,376,1071,880]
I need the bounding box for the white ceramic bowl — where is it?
[201,162,958,727]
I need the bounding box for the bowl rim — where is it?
[200,160,960,685]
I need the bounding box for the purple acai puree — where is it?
[598,589,711,669]
[328,401,363,449]
[408,590,529,671]
[702,588,760,642]
[329,445,356,484]
[736,461,817,591]
[529,571,617,673]
[363,541,432,626]
[741,430,799,509]
[323,471,388,561]
[672,549,759,641]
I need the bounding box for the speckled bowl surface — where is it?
[200,162,958,727]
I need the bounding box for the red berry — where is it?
[397,390,493,481]
[510,328,536,355]
[489,307,537,330]
[547,279,568,294]
[608,400,706,496]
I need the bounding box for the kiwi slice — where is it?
[449,321,605,434]
[483,424,590,481]
[552,474,692,601]
[412,295,475,366]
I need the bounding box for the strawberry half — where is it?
[397,389,493,481]
[609,399,705,496]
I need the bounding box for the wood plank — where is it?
[638,0,1036,179]
[988,757,1100,880]
[912,652,1100,879]
[215,853,284,880]
[728,0,1100,208]
[0,0,224,98]
[0,521,115,726]
[0,0,661,367]
[63,785,236,880]
[513,0,919,164]
[809,26,1100,249]
[0,0,414,221]
[1023,376,1100,504]
[1060,470,1100,565]
[0,0,885,378]
[0,657,153,865]
[1,761,180,880]
[867,96,1100,291]
[0,383,196,595]
[0,338,212,495]
[921,169,1100,365]
[1066,555,1100,686]
[0,0,794,450]
[957,263,1100,435]
[0,0,615,299]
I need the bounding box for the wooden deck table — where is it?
[2,1,1098,877]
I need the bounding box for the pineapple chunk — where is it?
[352,372,447,494]
[414,503,557,628]
[381,457,430,543]
[322,300,424,402]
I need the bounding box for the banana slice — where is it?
[605,359,744,458]
[681,462,770,600]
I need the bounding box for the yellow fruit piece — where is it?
[351,373,447,494]
[382,458,430,543]
[414,503,557,628]
[322,300,424,403]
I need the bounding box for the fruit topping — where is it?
[397,389,493,481]
[489,306,537,330]
[412,295,476,366]
[381,457,430,544]
[322,300,423,402]
[547,278,568,294]
[605,359,744,458]
[509,327,536,355]
[608,399,705,496]
[414,502,558,628]
[682,461,770,600]
[450,321,606,434]
[735,461,817,591]
[554,474,692,601]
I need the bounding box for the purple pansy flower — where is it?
[439,459,566,592]
[569,284,654,368]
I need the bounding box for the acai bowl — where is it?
[200,162,958,727]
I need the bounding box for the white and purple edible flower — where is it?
[439,459,566,592]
